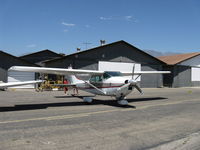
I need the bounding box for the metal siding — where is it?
[8,71,35,88]
[0,68,7,82]
[163,66,174,87]
[141,65,163,88]
[191,81,200,86]
[179,55,200,67]
[172,65,191,87]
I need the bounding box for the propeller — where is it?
[130,63,143,94]
[134,84,143,94]
[116,63,143,96]
[128,80,143,94]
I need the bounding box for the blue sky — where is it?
[0,0,200,56]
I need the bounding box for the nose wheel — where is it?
[116,94,128,105]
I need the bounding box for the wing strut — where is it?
[83,81,106,95]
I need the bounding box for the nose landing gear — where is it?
[116,94,128,105]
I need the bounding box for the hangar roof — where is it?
[158,52,200,65]
[44,40,166,64]
[19,49,63,65]
[20,49,62,58]
[0,50,39,68]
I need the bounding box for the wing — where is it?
[0,80,43,88]
[9,66,104,75]
[121,71,170,76]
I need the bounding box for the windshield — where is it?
[104,71,122,77]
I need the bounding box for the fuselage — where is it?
[76,76,134,97]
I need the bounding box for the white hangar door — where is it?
[8,71,35,88]
[98,61,141,81]
[191,67,200,82]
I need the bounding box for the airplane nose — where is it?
[124,79,137,86]
[129,79,137,85]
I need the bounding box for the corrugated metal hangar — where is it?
[44,40,165,88]
[158,53,200,87]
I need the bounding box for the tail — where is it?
[66,75,83,84]
[66,65,84,84]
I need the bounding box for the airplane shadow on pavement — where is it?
[0,96,167,112]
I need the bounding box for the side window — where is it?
[90,75,103,83]
[90,76,96,83]
[96,75,103,82]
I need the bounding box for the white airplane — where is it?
[9,65,170,105]
[0,80,43,90]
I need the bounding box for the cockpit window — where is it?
[89,75,103,83]
[89,71,122,83]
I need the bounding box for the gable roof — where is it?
[157,52,200,65]
[19,49,62,58]
[0,50,39,66]
[44,40,165,64]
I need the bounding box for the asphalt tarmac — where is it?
[0,88,200,150]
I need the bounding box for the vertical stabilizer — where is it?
[65,65,84,84]
[66,75,83,84]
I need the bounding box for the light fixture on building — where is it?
[100,40,106,46]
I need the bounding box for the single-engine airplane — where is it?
[9,65,170,105]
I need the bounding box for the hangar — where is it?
[0,51,37,88]
[44,40,166,88]
[158,52,200,87]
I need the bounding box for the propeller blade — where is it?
[134,84,143,94]
[132,63,135,80]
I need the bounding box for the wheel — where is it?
[117,100,128,105]
[83,97,93,103]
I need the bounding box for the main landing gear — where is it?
[117,99,128,105]
[83,97,93,103]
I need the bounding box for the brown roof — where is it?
[157,52,200,65]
